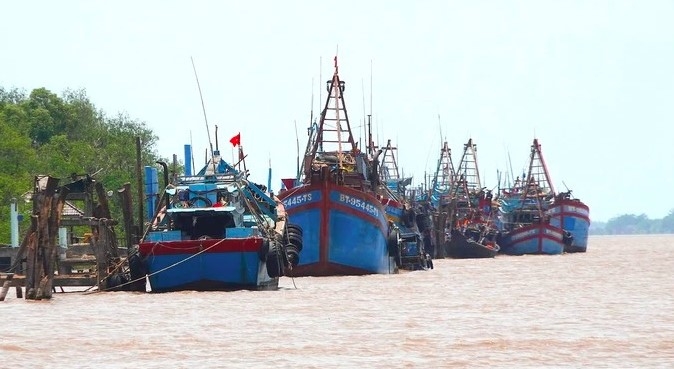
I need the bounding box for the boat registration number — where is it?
[338,194,380,217]
[283,192,318,209]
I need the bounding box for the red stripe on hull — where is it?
[506,223,564,252]
[138,238,263,256]
[514,233,563,245]
[550,199,590,222]
[552,211,590,223]
[279,180,387,269]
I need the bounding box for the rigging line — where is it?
[190,130,195,176]
[190,57,216,172]
[362,78,366,150]
[318,56,322,119]
[369,59,373,117]
[234,180,275,236]
[294,120,300,180]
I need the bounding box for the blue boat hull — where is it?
[498,223,565,255]
[549,199,591,253]
[138,238,278,293]
[143,252,276,292]
[279,183,396,276]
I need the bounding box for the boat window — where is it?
[172,213,235,239]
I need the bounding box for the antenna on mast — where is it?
[190,57,218,175]
[507,149,516,186]
[190,57,215,158]
[369,59,373,120]
[367,60,374,156]
[294,120,300,180]
[318,56,322,116]
[310,77,314,127]
[214,124,219,151]
[438,114,443,147]
[362,78,366,151]
[189,130,195,175]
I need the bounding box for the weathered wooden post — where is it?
[118,183,137,248]
[26,176,59,300]
[136,137,144,237]
[0,273,14,301]
[433,208,447,259]
[38,184,69,299]
[94,182,112,220]
[92,220,107,291]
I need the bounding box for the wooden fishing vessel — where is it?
[277,57,396,276]
[133,140,302,292]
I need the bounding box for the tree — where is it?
[0,86,160,245]
[661,209,674,233]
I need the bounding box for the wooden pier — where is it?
[1,174,141,302]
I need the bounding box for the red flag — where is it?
[229,132,241,147]
[281,178,296,190]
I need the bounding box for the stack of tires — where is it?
[282,224,303,273]
[258,224,303,278]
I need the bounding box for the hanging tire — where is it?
[387,229,399,257]
[285,224,303,237]
[285,233,303,252]
[283,224,303,252]
[265,242,285,278]
[266,249,283,278]
[258,239,270,262]
[285,244,300,268]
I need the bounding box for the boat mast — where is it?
[455,138,482,193]
[520,138,555,215]
[379,139,400,183]
[308,56,356,166]
[524,139,555,196]
[433,142,455,196]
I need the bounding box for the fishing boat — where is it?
[277,57,397,276]
[132,141,302,292]
[496,139,569,255]
[427,141,456,259]
[445,139,500,258]
[376,139,433,270]
[548,190,591,252]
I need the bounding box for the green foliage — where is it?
[0,86,159,244]
[589,209,674,235]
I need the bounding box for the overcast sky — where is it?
[2,0,673,222]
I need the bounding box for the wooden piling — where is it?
[39,184,70,299]
[26,176,60,300]
[136,137,144,237]
[15,174,129,298]
[433,206,448,259]
[94,182,112,220]
[0,273,14,301]
[118,183,137,248]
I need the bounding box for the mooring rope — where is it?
[85,238,226,294]
[87,178,288,294]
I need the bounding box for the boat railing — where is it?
[177,173,239,184]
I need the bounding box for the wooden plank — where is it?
[8,274,96,288]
